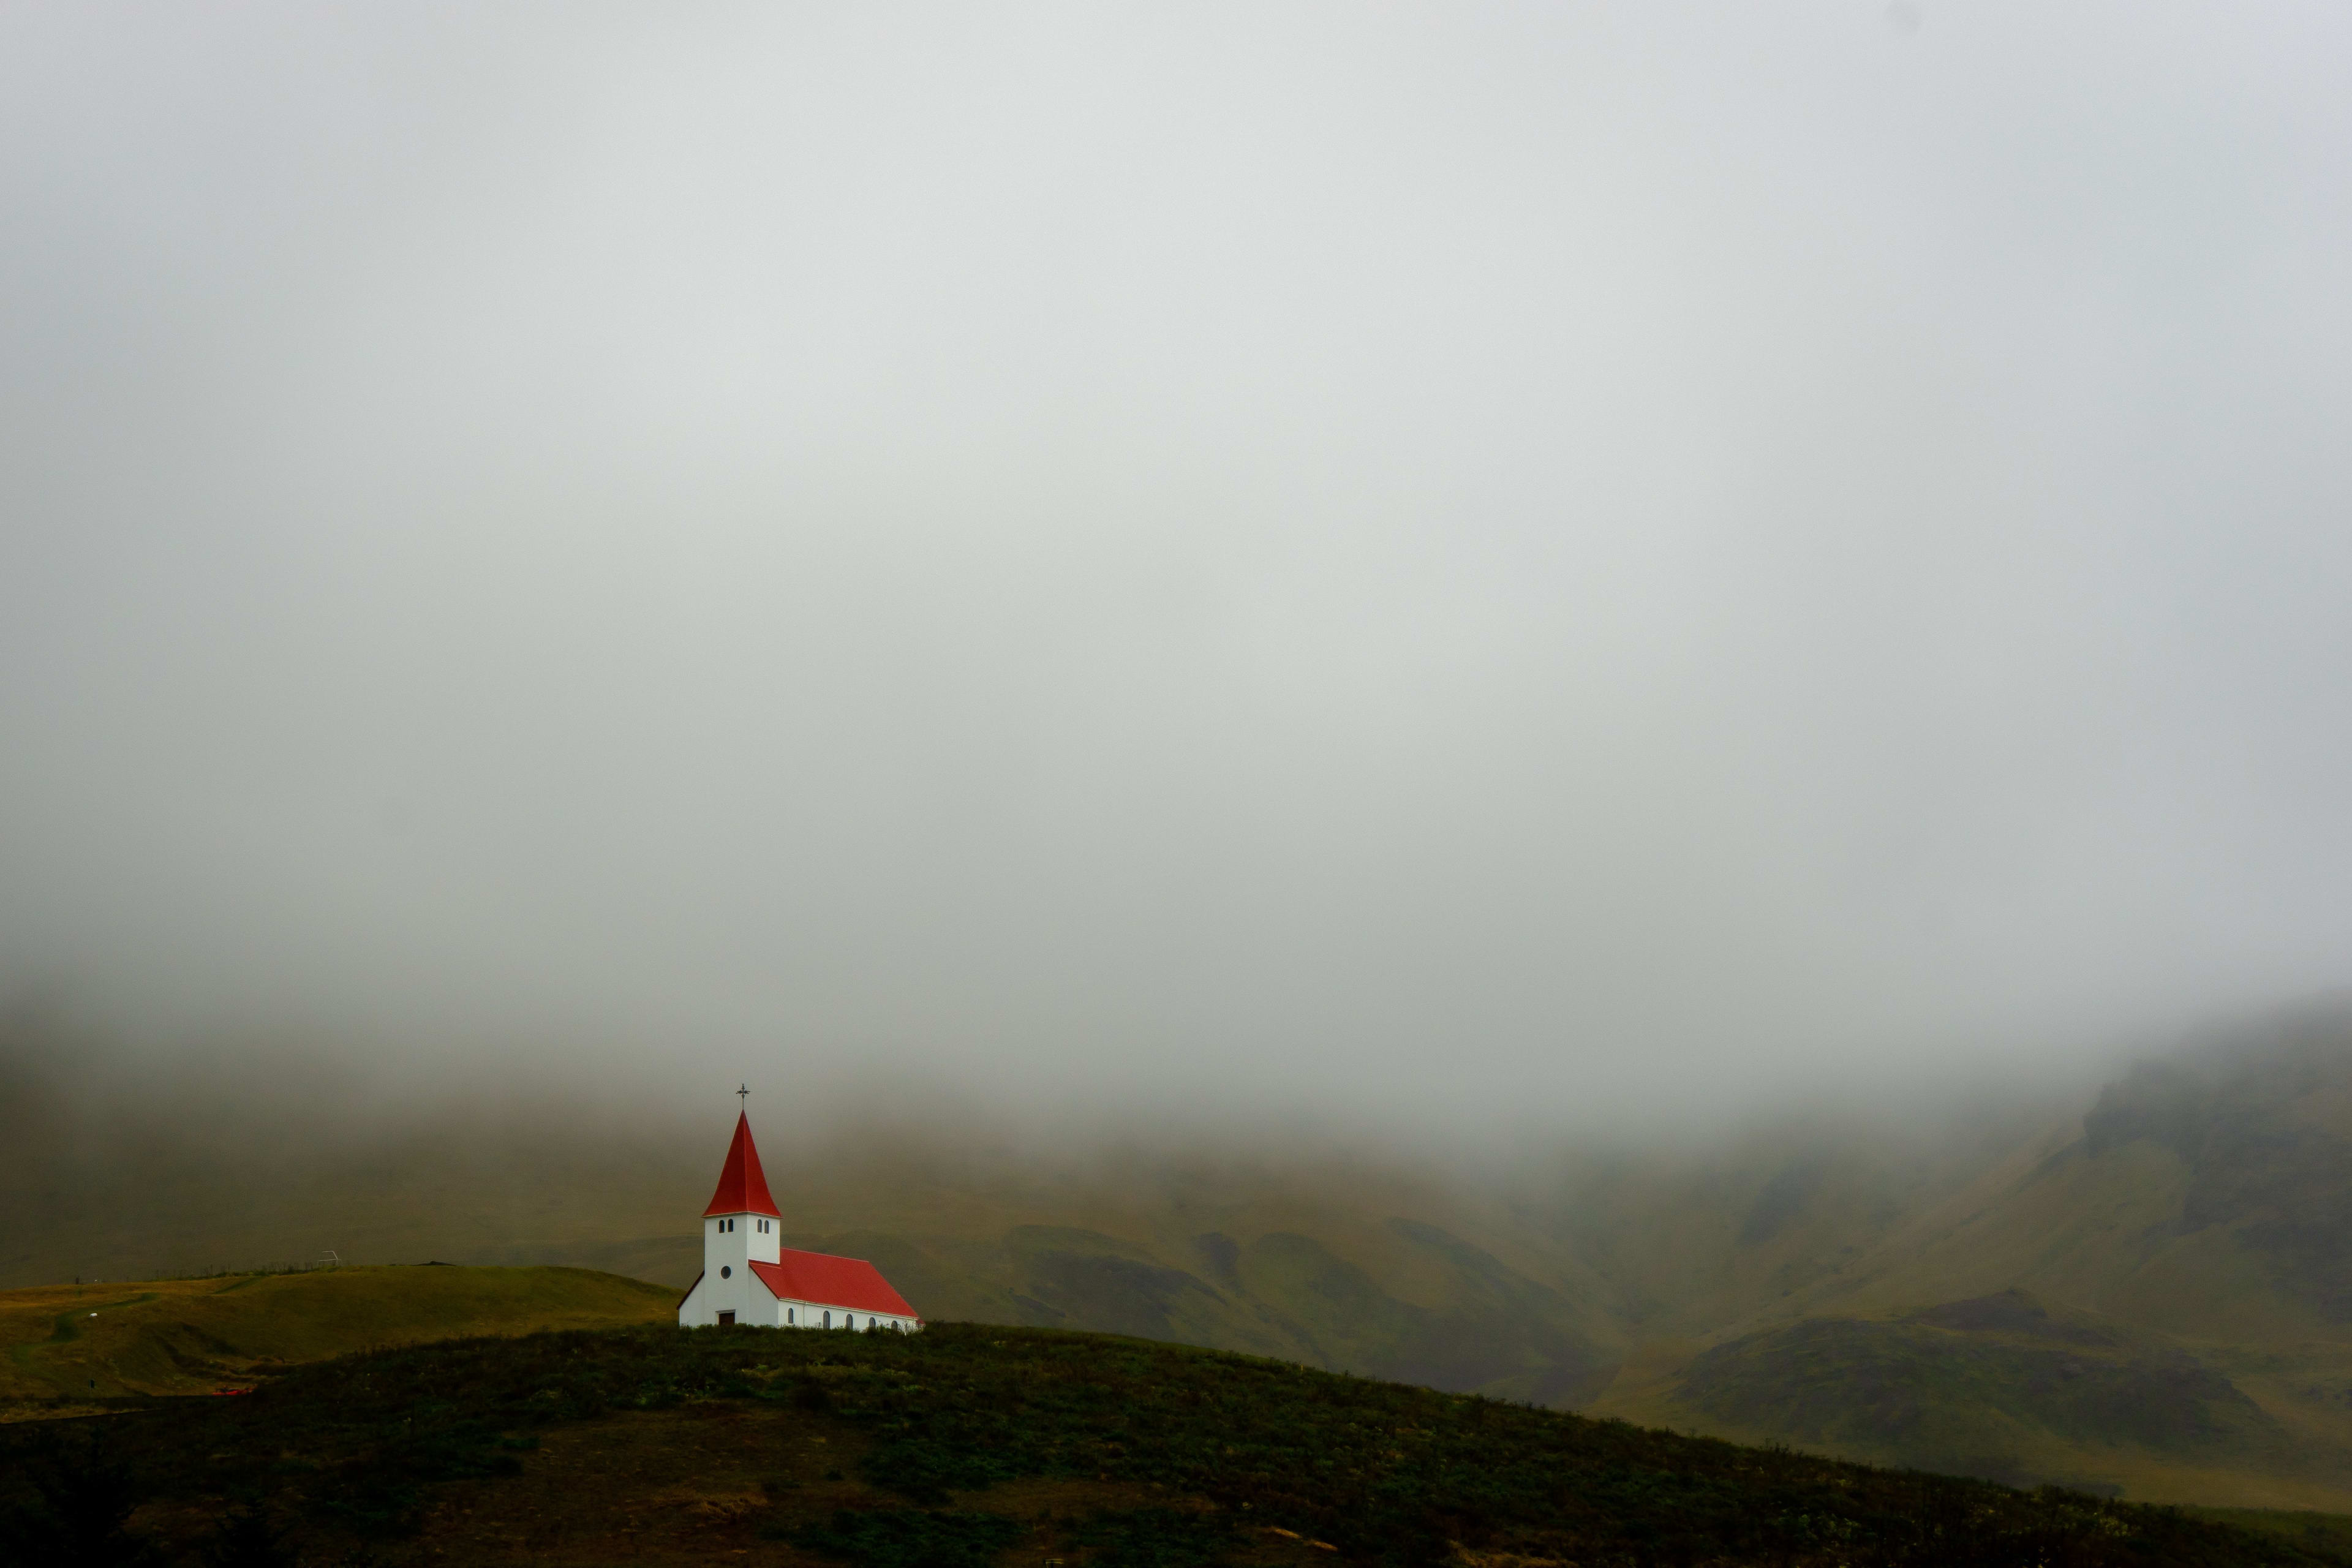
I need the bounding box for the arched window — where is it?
[823,1311,831,1329]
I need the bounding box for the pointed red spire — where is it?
[702,1112,782,1218]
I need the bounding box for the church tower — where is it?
[693,1111,782,1327]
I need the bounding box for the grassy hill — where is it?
[0,1265,675,1408]
[4,1321,2347,1567]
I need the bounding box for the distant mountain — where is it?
[1585,1005,2352,1507]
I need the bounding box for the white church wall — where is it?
[684,1279,919,1332]
[774,1298,918,1333]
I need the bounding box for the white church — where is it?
[676,1110,922,1333]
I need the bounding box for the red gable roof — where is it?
[701,1112,782,1218]
[748,1248,920,1320]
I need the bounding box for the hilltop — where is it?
[3,1321,2345,1567]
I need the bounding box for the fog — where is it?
[4,4,2350,1136]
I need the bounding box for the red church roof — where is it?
[748,1249,920,1320]
[701,1112,782,1218]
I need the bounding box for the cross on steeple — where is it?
[736,1083,750,1109]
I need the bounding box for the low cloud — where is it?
[2,4,2349,1136]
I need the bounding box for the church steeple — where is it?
[702,1111,782,1218]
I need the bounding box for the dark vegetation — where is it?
[2,1322,2343,1567]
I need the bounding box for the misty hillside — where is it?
[16,1006,2352,1508]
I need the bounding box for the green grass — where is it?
[0,1266,676,1401]
[2,1322,2346,1566]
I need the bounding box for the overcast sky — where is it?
[3,4,2348,1131]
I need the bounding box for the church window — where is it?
[721,1266,731,1278]
[823,1311,831,1328]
